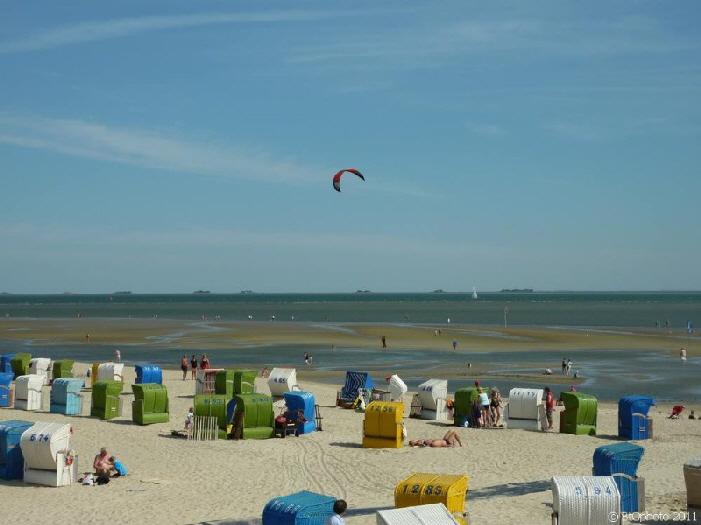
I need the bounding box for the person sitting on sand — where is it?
[689,410,696,420]
[409,430,462,448]
[109,455,127,477]
[93,447,111,475]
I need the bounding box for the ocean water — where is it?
[1,291,699,327]
[1,292,699,402]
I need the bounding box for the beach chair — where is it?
[193,394,231,440]
[51,360,74,382]
[395,473,469,521]
[417,379,450,421]
[559,391,597,435]
[0,420,35,480]
[363,401,404,448]
[337,371,374,409]
[195,368,223,395]
[593,442,645,512]
[504,387,546,431]
[282,391,316,435]
[20,421,77,487]
[387,374,408,402]
[90,380,124,420]
[262,490,336,525]
[684,456,701,513]
[0,373,13,408]
[28,358,52,386]
[0,354,16,375]
[134,363,162,385]
[97,363,124,383]
[551,476,621,525]
[376,503,462,525]
[453,387,480,427]
[14,375,44,411]
[669,405,685,419]
[231,393,275,440]
[618,395,655,440]
[10,353,32,379]
[131,383,169,425]
[267,367,299,397]
[50,378,84,415]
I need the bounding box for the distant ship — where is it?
[356,289,371,293]
[472,287,478,299]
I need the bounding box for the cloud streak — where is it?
[0,10,333,54]
[0,114,314,183]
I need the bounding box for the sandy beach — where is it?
[1,360,700,525]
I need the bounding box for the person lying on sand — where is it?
[409,430,462,447]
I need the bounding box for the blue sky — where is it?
[1,1,700,293]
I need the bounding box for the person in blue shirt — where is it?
[109,456,127,477]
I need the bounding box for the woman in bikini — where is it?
[409,430,462,448]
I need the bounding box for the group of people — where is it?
[304,352,313,365]
[180,353,210,380]
[471,384,503,428]
[90,447,127,484]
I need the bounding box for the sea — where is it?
[1,292,700,402]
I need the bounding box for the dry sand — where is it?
[1,363,699,525]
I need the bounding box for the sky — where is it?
[1,1,700,294]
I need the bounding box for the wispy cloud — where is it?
[0,114,313,183]
[0,10,333,54]
[0,113,434,197]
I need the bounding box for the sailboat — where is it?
[472,287,478,299]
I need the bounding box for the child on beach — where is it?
[109,456,127,477]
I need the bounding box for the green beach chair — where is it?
[559,391,597,435]
[10,353,32,379]
[194,394,230,439]
[232,392,274,440]
[91,380,124,420]
[51,360,74,381]
[453,387,480,427]
[132,383,170,425]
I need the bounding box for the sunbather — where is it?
[409,430,462,447]
[93,447,111,475]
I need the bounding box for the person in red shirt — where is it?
[544,387,555,430]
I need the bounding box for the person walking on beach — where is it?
[181,355,189,380]
[200,354,210,370]
[114,349,121,363]
[544,387,555,430]
[325,499,348,525]
[680,348,687,363]
[190,354,198,379]
[381,336,387,349]
[453,338,458,351]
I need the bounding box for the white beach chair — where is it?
[376,503,462,525]
[505,387,546,430]
[20,421,77,487]
[551,475,621,525]
[267,367,299,397]
[28,358,52,386]
[417,379,450,421]
[14,374,44,411]
[97,362,124,382]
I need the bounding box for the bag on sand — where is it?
[96,473,110,485]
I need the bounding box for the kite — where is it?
[332,169,364,192]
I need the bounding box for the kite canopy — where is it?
[332,169,364,192]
